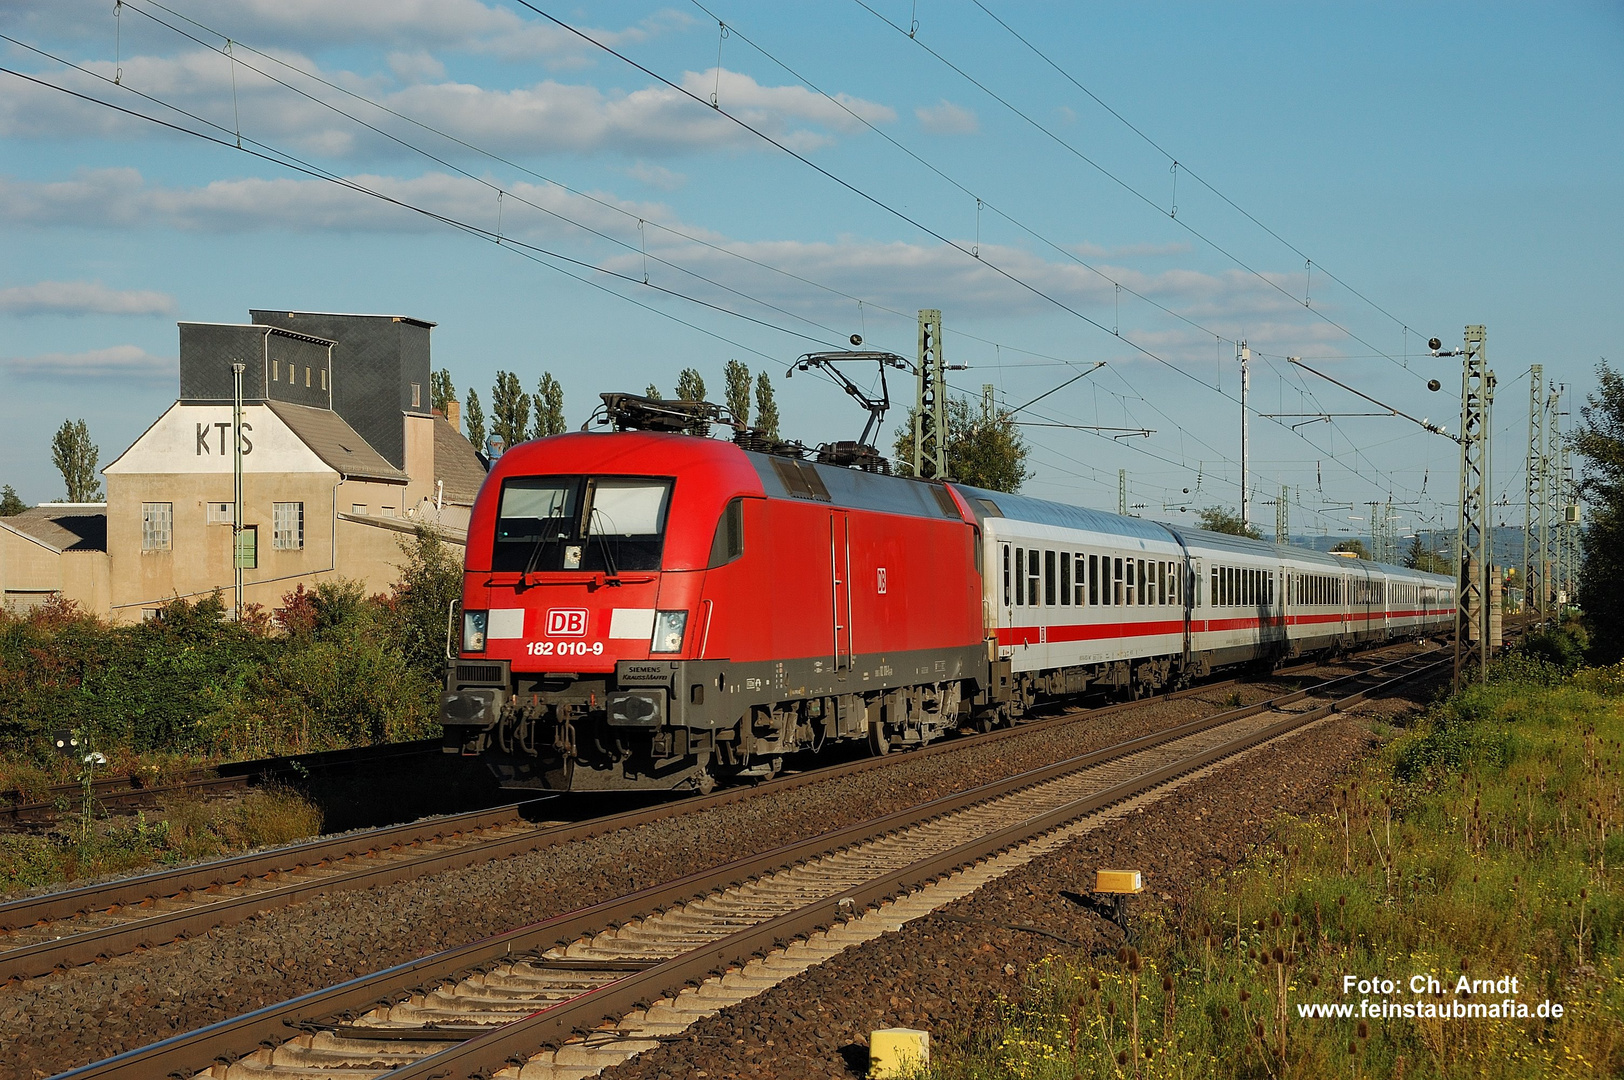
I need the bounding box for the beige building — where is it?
[0,505,111,613]
[24,310,487,622]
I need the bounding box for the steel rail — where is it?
[51,650,1445,1080]
[0,644,1429,984]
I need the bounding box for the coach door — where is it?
[830,511,853,670]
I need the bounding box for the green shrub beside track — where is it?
[0,528,456,787]
[942,648,1624,1079]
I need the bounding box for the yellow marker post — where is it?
[1095,869,1144,894]
[869,1027,930,1078]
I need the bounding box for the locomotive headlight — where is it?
[462,610,488,653]
[651,610,688,653]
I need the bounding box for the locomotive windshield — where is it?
[492,475,672,573]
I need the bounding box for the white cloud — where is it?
[2,344,174,379]
[624,161,686,191]
[0,280,176,316]
[0,53,895,158]
[915,99,978,136]
[0,168,688,246]
[386,50,446,84]
[2,1,692,63]
[0,169,1328,355]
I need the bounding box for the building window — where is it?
[272,359,280,382]
[411,383,422,408]
[141,502,172,551]
[351,504,367,515]
[208,501,233,524]
[321,368,328,390]
[273,501,304,550]
[381,506,396,518]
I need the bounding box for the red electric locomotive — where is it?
[441,401,992,793]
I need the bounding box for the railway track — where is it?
[0,644,1418,986]
[0,739,445,828]
[53,648,1447,1080]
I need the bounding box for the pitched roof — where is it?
[432,415,487,504]
[264,400,408,483]
[0,506,107,553]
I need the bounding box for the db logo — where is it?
[545,608,589,636]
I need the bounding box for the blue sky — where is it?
[3,0,1620,542]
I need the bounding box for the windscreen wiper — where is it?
[588,508,622,582]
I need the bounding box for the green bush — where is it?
[0,531,453,768]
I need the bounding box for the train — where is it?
[439,395,1454,794]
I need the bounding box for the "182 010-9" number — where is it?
[527,640,604,656]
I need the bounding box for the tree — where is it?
[892,397,1032,493]
[533,372,566,437]
[51,419,101,502]
[1575,363,1624,659]
[1196,506,1262,539]
[645,384,662,400]
[491,371,530,449]
[754,372,780,439]
[0,485,24,516]
[675,368,707,403]
[464,388,487,450]
[724,360,751,426]
[1403,533,1449,575]
[1331,538,1371,559]
[387,526,464,683]
[430,368,455,413]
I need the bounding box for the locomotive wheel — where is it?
[867,719,890,756]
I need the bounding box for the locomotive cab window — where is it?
[707,497,745,567]
[492,475,672,573]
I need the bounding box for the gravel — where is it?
[0,645,1432,1080]
[595,697,1417,1080]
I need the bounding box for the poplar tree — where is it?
[464,389,488,450]
[51,419,101,502]
[430,368,455,413]
[675,368,707,403]
[491,371,530,448]
[754,372,780,439]
[533,372,566,437]
[724,360,752,426]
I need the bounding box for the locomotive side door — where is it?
[830,511,853,670]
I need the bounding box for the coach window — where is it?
[1090,554,1102,605]
[1045,549,1058,606]
[1074,554,1086,605]
[1002,545,1011,607]
[1124,558,1137,605]
[1059,550,1071,606]
[1014,548,1025,606]
[1114,557,1125,605]
[1030,552,1043,607]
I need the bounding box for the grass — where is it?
[0,785,323,894]
[935,658,1624,1079]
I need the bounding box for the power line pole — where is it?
[1119,468,1128,516]
[1453,325,1494,690]
[913,309,947,479]
[1239,341,1250,528]
[1545,384,1561,615]
[1276,484,1289,545]
[1525,364,1545,620]
[231,361,246,621]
